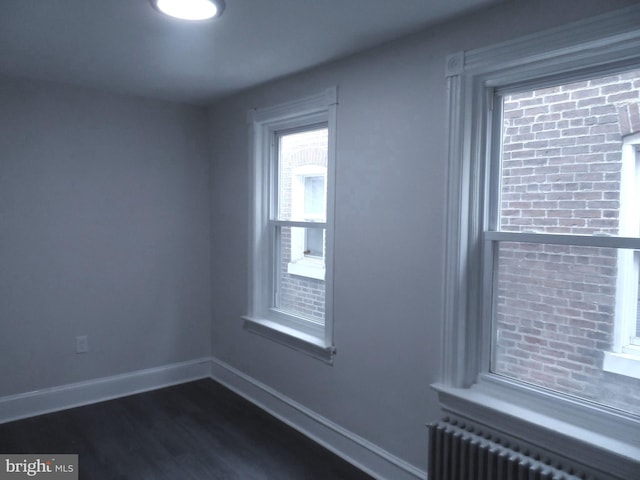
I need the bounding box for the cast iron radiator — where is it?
[428,418,585,480]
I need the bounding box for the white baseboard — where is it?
[208,357,427,480]
[0,357,212,424]
[0,357,426,480]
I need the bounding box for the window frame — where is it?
[244,88,337,363]
[434,6,640,479]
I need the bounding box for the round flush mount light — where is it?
[150,0,225,21]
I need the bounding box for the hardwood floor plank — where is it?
[0,379,374,480]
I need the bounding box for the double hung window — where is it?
[490,69,640,408]
[244,88,337,362]
[438,6,640,478]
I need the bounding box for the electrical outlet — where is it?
[76,335,89,354]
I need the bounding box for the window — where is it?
[491,70,640,409]
[437,6,640,479]
[244,88,337,363]
[604,132,640,378]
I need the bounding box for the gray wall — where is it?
[207,0,638,471]
[1,0,637,475]
[0,77,212,396]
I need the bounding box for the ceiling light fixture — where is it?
[150,0,225,21]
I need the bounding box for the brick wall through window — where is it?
[494,68,640,415]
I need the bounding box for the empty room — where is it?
[1,1,639,479]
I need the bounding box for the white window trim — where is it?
[244,88,337,363]
[605,134,640,378]
[436,5,640,479]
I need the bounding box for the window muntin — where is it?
[489,68,640,416]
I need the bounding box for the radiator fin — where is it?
[428,419,585,480]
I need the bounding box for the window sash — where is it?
[245,87,337,361]
[274,125,328,223]
[484,74,640,401]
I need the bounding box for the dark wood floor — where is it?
[0,379,375,480]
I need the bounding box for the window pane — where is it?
[499,68,640,236]
[276,226,325,323]
[492,241,640,416]
[277,127,328,222]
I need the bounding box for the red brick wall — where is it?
[494,69,640,415]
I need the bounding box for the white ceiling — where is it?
[0,0,502,105]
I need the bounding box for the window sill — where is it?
[287,259,325,280]
[432,379,640,480]
[242,316,335,364]
[603,351,640,380]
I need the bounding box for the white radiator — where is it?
[428,418,585,480]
